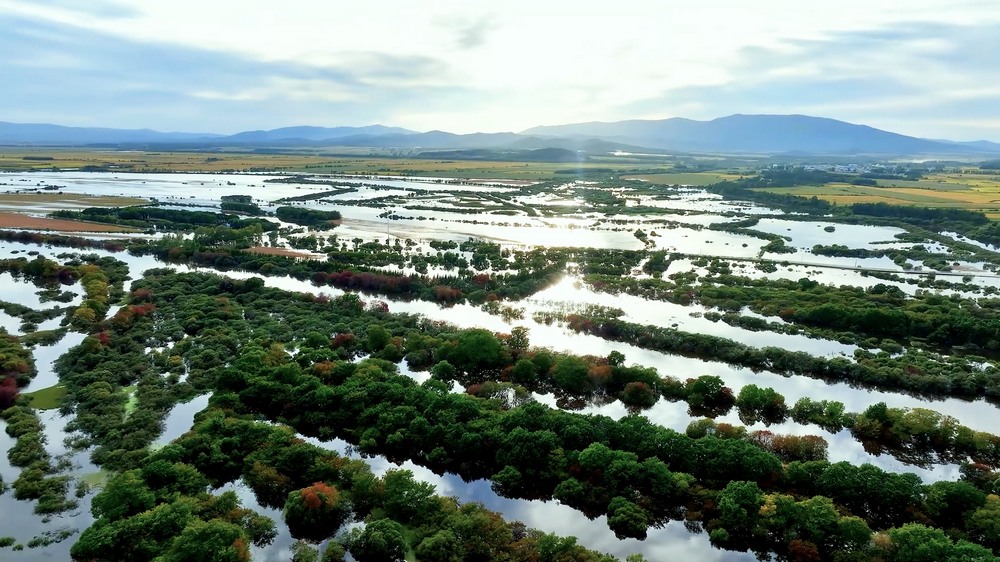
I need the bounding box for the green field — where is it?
[22,384,67,410]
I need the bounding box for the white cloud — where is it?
[1,0,998,138]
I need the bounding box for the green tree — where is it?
[607,496,648,539]
[91,470,155,522]
[381,469,438,525]
[551,355,592,394]
[718,481,763,536]
[291,540,320,562]
[366,325,391,353]
[158,519,251,562]
[415,530,463,562]
[348,518,406,562]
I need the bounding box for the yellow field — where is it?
[0,149,670,180]
[0,193,148,208]
[301,158,653,180]
[760,173,1000,211]
[624,172,744,186]
[0,149,335,173]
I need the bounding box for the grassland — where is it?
[22,384,67,410]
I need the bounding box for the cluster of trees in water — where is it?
[583,264,1000,354]
[558,309,1000,402]
[8,173,1000,558]
[274,206,342,227]
[23,268,996,561]
[220,194,265,216]
[41,268,631,561]
[52,206,276,232]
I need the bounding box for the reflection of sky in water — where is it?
[22,334,86,392]
[531,277,858,357]
[754,218,906,249]
[271,432,758,562]
[157,394,213,445]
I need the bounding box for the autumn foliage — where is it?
[283,482,351,542]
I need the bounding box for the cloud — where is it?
[615,21,1000,140]
[5,0,139,19]
[2,3,1000,139]
[454,16,494,50]
[0,13,471,132]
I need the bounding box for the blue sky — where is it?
[1,0,998,140]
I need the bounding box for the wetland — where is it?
[1,160,1000,561]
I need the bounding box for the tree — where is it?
[430,360,457,381]
[158,520,251,562]
[366,325,391,353]
[551,355,592,394]
[885,523,995,562]
[320,542,347,562]
[291,540,320,562]
[510,359,538,384]
[508,327,530,355]
[381,469,438,525]
[718,481,763,536]
[415,530,463,562]
[348,518,407,562]
[621,381,656,408]
[924,481,986,526]
[0,377,18,409]
[607,351,626,367]
[966,494,1000,549]
[91,470,155,521]
[283,482,351,542]
[607,496,649,539]
[440,329,508,376]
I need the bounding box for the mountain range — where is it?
[2,115,998,157]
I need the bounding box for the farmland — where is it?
[758,172,1000,213]
[0,149,673,180]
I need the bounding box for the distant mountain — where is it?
[2,115,998,156]
[219,125,416,143]
[0,121,218,145]
[944,139,1000,152]
[521,114,997,155]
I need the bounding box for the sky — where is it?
[1,0,999,140]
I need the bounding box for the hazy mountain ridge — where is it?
[520,114,992,155]
[2,115,998,156]
[0,121,219,144]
